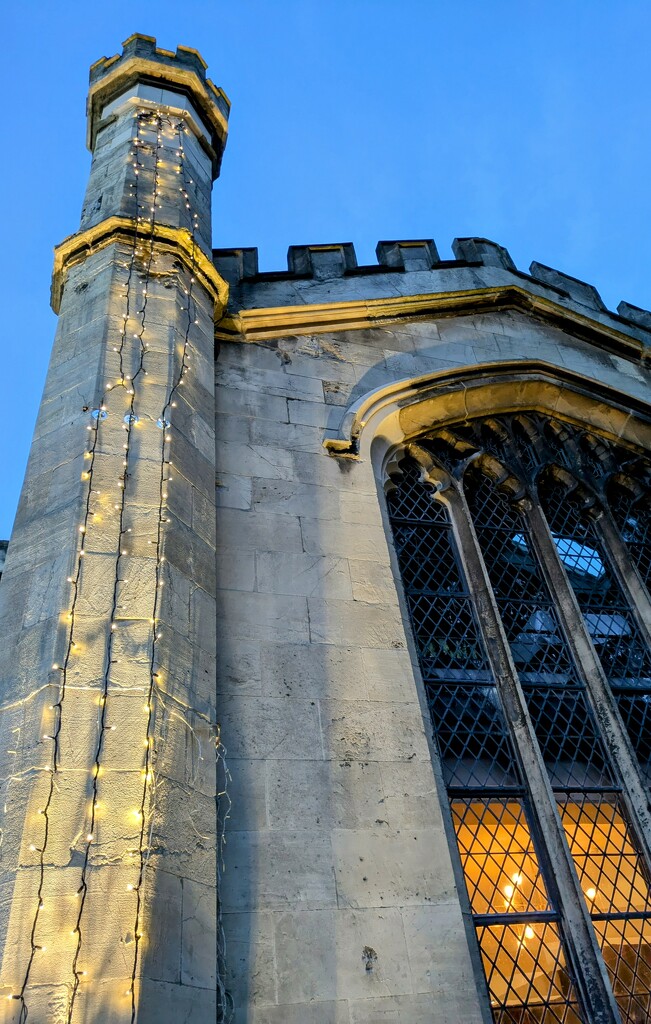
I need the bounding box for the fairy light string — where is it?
[10,105,225,1022]
[13,106,152,1024]
[128,117,202,1021]
[67,109,170,1021]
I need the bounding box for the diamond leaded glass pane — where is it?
[558,796,651,916]
[594,917,651,1024]
[476,921,584,1023]
[608,482,651,594]
[540,477,651,761]
[452,799,551,916]
[430,684,519,789]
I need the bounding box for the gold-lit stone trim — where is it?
[51,216,229,314]
[87,53,229,155]
[323,361,651,458]
[216,285,649,364]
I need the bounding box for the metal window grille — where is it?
[387,456,585,1022]
[386,410,651,1024]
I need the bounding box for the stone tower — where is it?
[3,31,651,1024]
[0,35,228,1022]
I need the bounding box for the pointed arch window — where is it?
[386,411,651,1024]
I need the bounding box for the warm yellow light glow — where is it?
[585,887,596,901]
[524,926,535,940]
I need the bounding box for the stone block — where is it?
[617,299,651,330]
[216,550,255,591]
[215,473,252,509]
[376,761,444,830]
[136,979,216,1024]
[301,517,392,561]
[307,598,406,649]
[216,637,262,695]
[259,641,368,700]
[215,364,324,402]
[274,907,411,1003]
[376,239,438,271]
[288,243,357,279]
[402,903,478,997]
[267,759,387,830]
[219,758,267,832]
[348,990,483,1023]
[255,552,352,599]
[361,648,418,703]
[218,695,321,760]
[212,247,259,287]
[529,261,607,310]
[221,911,276,1009]
[452,237,516,270]
[332,827,457,908]
[181,877,216,986]
[231,1001,351,1024]
[216,508,303,554]
[320,699,431,763]
[215,590,309,643]
[220,830,337,912]
[215,440,294,480]
[214,382,288,423]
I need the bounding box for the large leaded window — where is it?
[386,411,651,1024]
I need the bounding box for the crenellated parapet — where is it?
[88,33,229,177]
[213,235,651,362]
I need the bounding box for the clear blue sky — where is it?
[1,0,650,536]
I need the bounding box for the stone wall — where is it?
[214,241,651,1022]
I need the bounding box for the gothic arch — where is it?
[323,360,651,465]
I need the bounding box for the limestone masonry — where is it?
[1,31,651,1024]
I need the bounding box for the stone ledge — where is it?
[51,216,229,314]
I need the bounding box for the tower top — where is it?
[87,33,230,175]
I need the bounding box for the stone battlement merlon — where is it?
[212,235,651,358]
[87,33,229,177]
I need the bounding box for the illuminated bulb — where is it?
[127,883,134,891]
[585,887,596,900]
[511,873,523,886]
[86,833,93,842]
[524,926,535,940]
[504,884,514,900]
[29,844,36,852]
[52,663,59,670]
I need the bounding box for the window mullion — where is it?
[524,498,651,856]
[595,508,651,647]
[446,485,619,1024]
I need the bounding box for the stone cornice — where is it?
[51,216,229,314]
[215,285,650,365]
[87,51,229,171]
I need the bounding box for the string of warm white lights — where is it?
[67,108,169,1020]
[128,117,200,1021]
[10,104,226,1022]
[216,725,232,1023]
[13,106,155,1023]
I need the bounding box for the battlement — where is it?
[213,235,651,356]
[87,33,229,175]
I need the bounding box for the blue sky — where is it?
[1,1,650,536]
